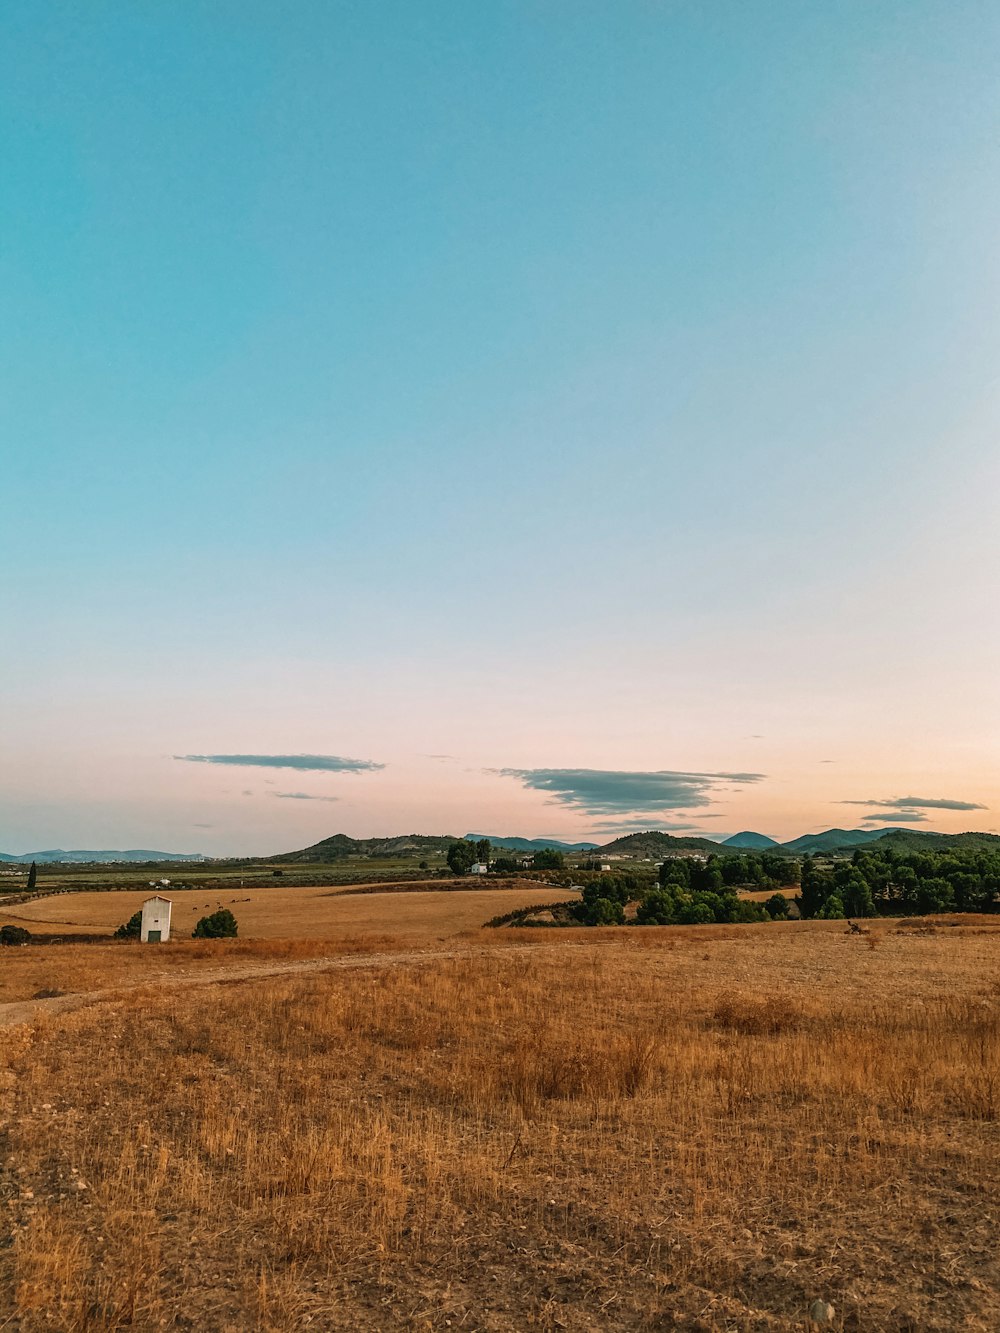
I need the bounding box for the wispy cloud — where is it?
[839,795,986,812]
[270,791,339,803]
[175,753,384,774]
[193,822,214,828]
[492,768,764,816]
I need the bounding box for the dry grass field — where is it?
[0,882,563,942]
[1,919,999,1330]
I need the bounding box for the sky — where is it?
[2,1,999,855]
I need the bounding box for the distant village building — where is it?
[468,862,488,876]
[598,862,611,872]
[141,895,172,942]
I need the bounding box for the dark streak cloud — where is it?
[270,791,339,803]
[858,811,928,824]
[493,768,764,816]
[175,753,384,774]
[840,795,986,812]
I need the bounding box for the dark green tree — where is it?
[192,909,238,939]
[114,911,143,940]
[446,841,476,875]
[915,877,954,914]
[798,856,832,918]
[765,893,791,919]
[26,861,37,892]
[659,858,691,889]
[690,858,724,892]
[474,839,491,865]
[578,896,624,925]
[818,892,845,920]
[532,848,565,871]
[0,925,30,946]
[636,887,680,925]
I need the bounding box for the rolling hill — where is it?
[722,831,779,850]
[596,831,723,858]
[272,833,458,863]
[862,829,1000,854]
[779,828,914,854]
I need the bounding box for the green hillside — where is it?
[864,829,1000,854]
[597,831,723,857]
[273,833,457,863]
[722,831,779,850]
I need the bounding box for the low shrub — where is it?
[192,909,238,939]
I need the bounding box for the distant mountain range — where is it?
[8,826,996,870]
[465,834,599,852]
[720,826,1000,858]
[0,849,205,865]
[269,826,1000,863]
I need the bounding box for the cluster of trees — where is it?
[658,852,799,893]
[0,924,31,945]
[570,851,802,927]
[446,839,491,874]
[799,847,1000,918]
[636,884,789,926]
[529,848,565,870]
[572,873,648,925]
[446,841,566,875]
[572,871,790,927]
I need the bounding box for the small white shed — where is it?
[141,895,172,942]
[469,862,488,876]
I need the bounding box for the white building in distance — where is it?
[141,895,172,942]
[469,862,488,876]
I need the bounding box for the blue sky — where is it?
[2,2,998,853]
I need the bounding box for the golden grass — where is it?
[0,882,562,940]
[1,926,999,1329]
[0,936,414,1008]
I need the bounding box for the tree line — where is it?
[798,846,1000,918]
[576,845,1000,927]
[446,840,565,874]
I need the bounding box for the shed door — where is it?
[147,930,161,943]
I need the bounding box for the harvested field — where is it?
[1,924,999,1329]
[0,881,560,942]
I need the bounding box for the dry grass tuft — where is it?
[712,992,803,1035]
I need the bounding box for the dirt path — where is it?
[0,942,540,1030]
